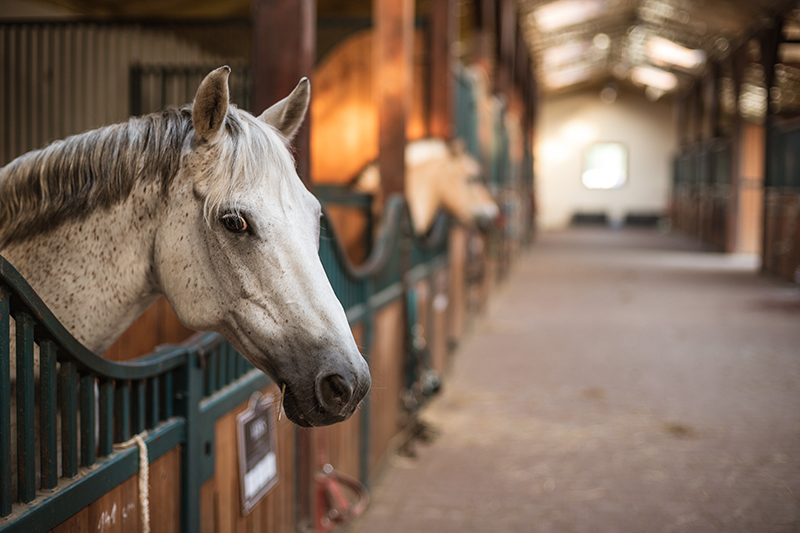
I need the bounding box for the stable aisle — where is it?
[353,227,800,533]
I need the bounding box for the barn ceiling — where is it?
[518,0,798,98]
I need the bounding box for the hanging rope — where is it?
[114,431,150,533]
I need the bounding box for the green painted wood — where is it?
[147,376,160,429]
[215,346,225,391]
[0,257,188,381]
[226,343,236,384]
[15,311,36,504]
[206,348,217,396]
[115,380,131,443]
[163,372,173,419]
[0,285,11,516]
[133,379,146,435]
[98,380,114,457]
[40,340,58,490]
[60,361,79,478]
[1,419,184,533]
[80,375,96,467]
[178,352,204,533]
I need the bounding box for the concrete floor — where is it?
[353,228,800,533]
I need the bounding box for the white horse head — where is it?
[0,67,370,427]
[155,68,369,426]
[355,138,499,234]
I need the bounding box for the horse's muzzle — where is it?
[282,359,371,427]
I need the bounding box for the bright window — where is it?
[582,142,628,189]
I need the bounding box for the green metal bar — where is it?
[0,285,11,516]
[179,352,204,533]
[115,380,131,442]
[40,340,58,490]
[0,256,188,382]
[15,311,36,503]
[147,376,160,429]
[98,379,114,457]
[1,418,185,533]
[226,343,236,385]
[60,361,79,477]
[206,348,218,396]
[198,369,270,423]
[163,372,174,420]
[80,374,96,467]
[132,379,146,435]
[218,345,228,388]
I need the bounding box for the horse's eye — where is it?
[221,213,248,233]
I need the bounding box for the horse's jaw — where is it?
[219,300,371,427]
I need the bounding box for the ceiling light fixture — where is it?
[646,36,706,70]
[630,65,678,91]
[533,0,607,32]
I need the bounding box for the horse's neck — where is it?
[1,186,162,354]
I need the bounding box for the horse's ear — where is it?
[258,78,310,141]
[193,66,230,144]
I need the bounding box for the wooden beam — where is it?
[374,0,414,197]
[496,0,515,96]
[252,0,316,188]
[429,0,456,139]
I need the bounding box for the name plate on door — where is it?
[237,391,279,515]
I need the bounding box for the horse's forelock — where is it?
[200,110,298,225]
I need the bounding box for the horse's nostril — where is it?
[318,373,353,411]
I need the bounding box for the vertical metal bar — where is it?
[115,380,131,443]
[60,361,79,477]
[206,348,218,396]
[178,352,204,533]
[218,343,229,388]
[80,374,96,467]
[40,339,58,490]
[15,311,36,503]
[162,371,173,420]
[0,286,11,516]
[226,342,236,385]
[132,379,145,435]
[147,376,160,428]
[98,379,114,457]
[215,345,225,391]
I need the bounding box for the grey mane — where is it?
[0,105,249,249]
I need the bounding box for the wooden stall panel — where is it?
[103,298,194,362]
[736,122,764,255]
[368,301,405,478]
[199,385,295,533]
[52,449,181,533]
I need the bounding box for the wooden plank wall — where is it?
[52,448,182,533]
[200,384,295,533]
[367,301,406,477]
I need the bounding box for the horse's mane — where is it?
[0,104,279,249]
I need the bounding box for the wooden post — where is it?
[759,18,783,270]
[496,0,515,96]
[374,0,414,197]
[429,0,456,139]
[252,0,316,189]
